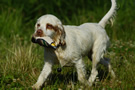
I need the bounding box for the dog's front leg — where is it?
[74,58,89,86]
[32,61,53,89]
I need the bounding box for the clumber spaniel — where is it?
[31,0,116,89]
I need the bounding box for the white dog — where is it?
[31,0,116,89]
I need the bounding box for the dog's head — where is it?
[31,14,66,47]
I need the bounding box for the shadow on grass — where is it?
[46,67,78,85]
[43,65,110,87]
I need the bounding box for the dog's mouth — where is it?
[31,36,57,49]
[31,37,43,46]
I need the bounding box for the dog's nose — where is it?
[31,37,37,43]
[36,29,43,36]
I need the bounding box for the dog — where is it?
[31,0,116,89]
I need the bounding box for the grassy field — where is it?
[0,0,135,89]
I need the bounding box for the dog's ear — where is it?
[48,22,66,46]
[58,25,66,45]
[57,24,66,46]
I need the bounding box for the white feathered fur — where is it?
[99,0,117,28]
[32,0,117,89]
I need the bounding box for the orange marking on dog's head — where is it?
[46,23,55,30]
[46,23,66,46]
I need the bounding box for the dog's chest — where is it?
[55,49,74,67]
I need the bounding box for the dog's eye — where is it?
[46,24,53,30]
[37,24,40,27]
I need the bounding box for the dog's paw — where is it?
[32,83,42,90]
[86,81,92,87]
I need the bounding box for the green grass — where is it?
[0,39,135,89]
[0,0,135,89]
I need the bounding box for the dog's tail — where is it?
[98,0,117,28]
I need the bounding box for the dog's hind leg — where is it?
[88,52,100,86]
[100,57,116,79]
[88,40,108,86]
[88,53,115,79]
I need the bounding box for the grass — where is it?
[0,39,135,89]
[0,0,135,89]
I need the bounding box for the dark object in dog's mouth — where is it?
[31,37,57,49]
[31,37,37,43]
